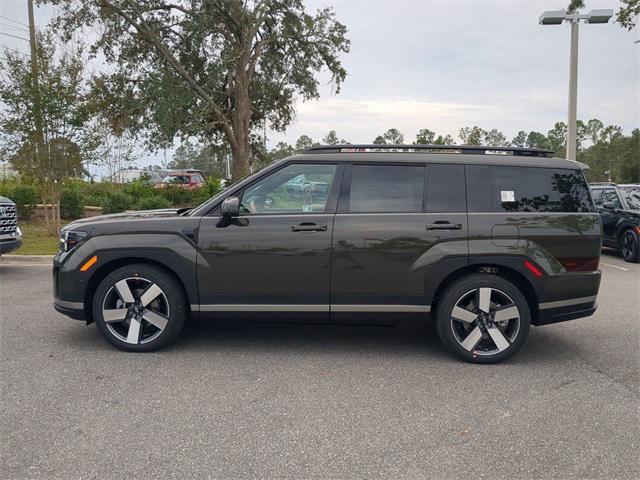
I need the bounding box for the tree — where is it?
[526,132,550,149]
[385,128,404,144]
[321,130,348,145]
[484,128,509,147]
[295,135,314,151]
[48,0,350,181]
[0,33,94,234]
[433,134,455,145]
[617,0,640,40]
[459,126,486,145]
[415,129,436,144]
[512,131,527,147]
[373,135,386,145]
[546,122,567,155]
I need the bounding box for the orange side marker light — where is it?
[80,255,98,272]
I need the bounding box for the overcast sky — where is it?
[1,0,638,166]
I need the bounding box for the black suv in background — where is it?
[0,196,22,255]
[53,145,602,363]
[590,183,640,263]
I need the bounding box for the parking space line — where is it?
[600,262,628,271]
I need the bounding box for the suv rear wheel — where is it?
[93,264,187,352]
[621,229,640,263]
[435,274,531,364]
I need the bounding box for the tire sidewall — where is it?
[93,264,187,352]
[435,274,531,364]
[621,230,640,263]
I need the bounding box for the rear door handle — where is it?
[291,223,328,232]
[425,222,463,231]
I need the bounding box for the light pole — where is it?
[539,9,613,160]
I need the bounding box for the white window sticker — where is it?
[501,190,515,202]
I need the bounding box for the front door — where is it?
[196,162,341,317]
[330,163,468,314]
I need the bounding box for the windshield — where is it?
[620,187,640,210]
[162,175,190,184]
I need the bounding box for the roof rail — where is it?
[589,182,617,186]
[303,144,555,158]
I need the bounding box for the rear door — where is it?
[330,162,468,314]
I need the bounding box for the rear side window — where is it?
[348,164,425,213]
[425,164,466,212]
[466,165,594,213]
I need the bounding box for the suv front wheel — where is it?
[435,274,531,364]
[93,264,187,352]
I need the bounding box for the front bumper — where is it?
[54,298,86,320]
[0,231,22,254]
[53,256,88,321]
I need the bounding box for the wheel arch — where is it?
[429,263,539,324]
[83,256,195,323]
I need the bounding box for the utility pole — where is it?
[539,9,612,160]
[27,0,52,229]
[566,19,579,161]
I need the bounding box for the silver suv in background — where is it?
[0,196,22,254]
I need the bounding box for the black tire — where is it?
[620,229,640,263]
[93,263,187,352]
[435,274,531,364]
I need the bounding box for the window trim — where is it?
[338,162,427,214]
[236,162,344,217]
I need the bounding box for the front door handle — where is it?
[425,222,463,231]
[291,223,328,232]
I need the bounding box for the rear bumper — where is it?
[534,299,598,326]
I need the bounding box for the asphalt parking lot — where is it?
[1,250,638,479]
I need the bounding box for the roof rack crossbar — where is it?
[303,144,554,158]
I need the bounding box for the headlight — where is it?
[60,230,88,252]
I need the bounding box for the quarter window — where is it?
[348,164,425,213]
[466,165,594,213]
[240,163,337,215]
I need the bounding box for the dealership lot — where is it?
[1,251,638,479]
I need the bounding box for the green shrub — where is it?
[159,186,195,207]
[102,192,133,214]
[123,179,156,199]
[60,185,85,219]
[0,182,39,219]
[136,195,171,211]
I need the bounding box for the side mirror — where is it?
[602,201,617,210]
[220,197,240,217]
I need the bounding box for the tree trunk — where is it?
[229,64,251,182]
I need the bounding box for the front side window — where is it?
[590,189,604,206]
[240,163,337,214]
[601,189,622,208]
[348,164,425,213]
[466,165,594,213]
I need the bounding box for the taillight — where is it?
[557,257,600,272]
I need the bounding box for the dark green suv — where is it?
[53,145,602,363]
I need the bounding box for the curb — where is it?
[0,255,54,266]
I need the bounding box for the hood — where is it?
[64,208,181,230]
[0,196,16,205]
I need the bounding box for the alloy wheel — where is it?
[450,287,520,356]
[101,277,170,345]
[622,231,637,262]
